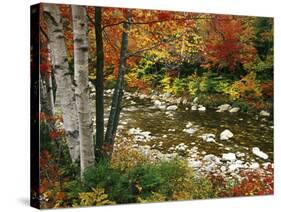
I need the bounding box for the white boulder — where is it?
[198,106,206,111]
[220,129,234,140]
[216,104,231,112]
[158,105,167,110]
[191,105,197,111]
[166,105,178,111]
[229,107,240,113]
[183,128,198,135]
[203,154,221,164]
[260,110,270,117]
[199,133,216,143]
[222,153,236,161]
[252,147,269,160]
[154,100,162,107]
[175,143,188,152]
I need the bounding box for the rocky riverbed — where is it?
[98,88,273,181]
[73,84,274,181]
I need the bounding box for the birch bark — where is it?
[72,5,95,175]
[43,4,80,162]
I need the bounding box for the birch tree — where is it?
[43,4,80,162]
[72,5,95,175]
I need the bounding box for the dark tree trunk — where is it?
[94,7,105,159]
[104,15,131,158]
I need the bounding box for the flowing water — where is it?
[110,95,274,163]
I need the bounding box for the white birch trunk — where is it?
[43,4,80,162]
[72,5,95,175]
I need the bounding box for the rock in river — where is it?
[249,162,260,169]
[166,105,178,111]
[198,106,206,111]
[183,127,198,135]
[252,147,269,160]
[229,107,240,113]
[222,153,236,161]
[203,154,221,164]
[199,133,216,143]
[191,105,197,111]
[216,104,231,112]
[220,129,234,140]
[260,110,270,117]
[154,100,162,107]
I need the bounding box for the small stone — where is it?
[216,104,231,112]
[166,105,178,111]
[198,106,206,111]
[203,154,221,164]
[132,144,138,148]
[252,147,269,160]
[183,128,198,135]
[158,105,167,110]
[199,133,216,142]
[191,105,197,111]
[220,129,234,140]
[139,94,146,99]
[249,162,260,169]
[186,122,193,128]
[220,166,227,172]
[260,110,270,117]
[162,135,167,138]
[168,147,175,152]
[222,153,236,161]
[154,100,162,107]
[229,107,240,113]
[228,164,243,172]
[262,162,271,169]
[236,152,246,158]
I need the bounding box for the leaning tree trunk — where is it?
[72,5,95,176]
[104,14,131,158]
[43,4,80,162]
[94,7,105,159]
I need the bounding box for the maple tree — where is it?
[201,15,256,72]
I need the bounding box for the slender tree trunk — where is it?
[94,7,105,159]
[104,14,131,158]
[43,4,80,162]
[72,5,95,176]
